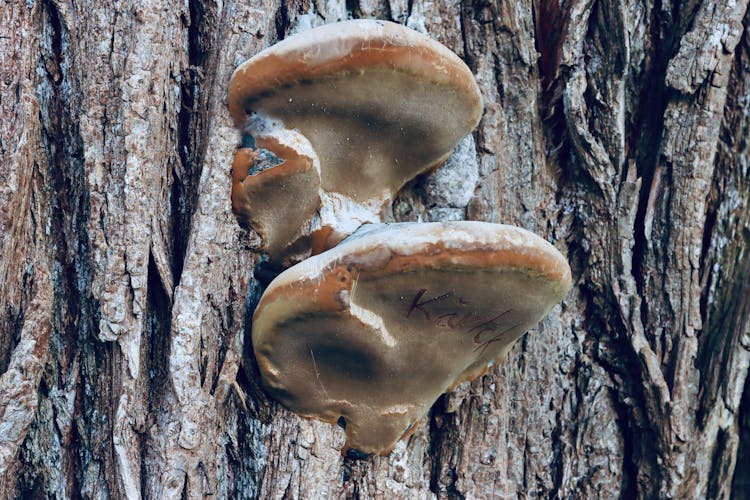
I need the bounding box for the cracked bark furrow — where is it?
[40,0,189,496]
[698,10,750,422]
[1,2,46,373]
[0,105,53,497]
[635,0,749,496]
[697,11,750,499]
[156,1,273,497]
[0,1,54,497]
[558,0,748,497]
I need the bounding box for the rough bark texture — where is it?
[1,0,749,498]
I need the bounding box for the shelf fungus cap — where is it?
[229,20,483,258]
[252,222,572,455]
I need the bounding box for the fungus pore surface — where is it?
[252,222,572,455]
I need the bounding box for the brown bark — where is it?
[1,0,749,498]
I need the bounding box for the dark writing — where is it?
[405,289,453,319]
[404,289,518,355]
[435,312,475,329]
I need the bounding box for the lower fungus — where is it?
[251,222,572,455]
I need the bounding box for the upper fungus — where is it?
[228,20,483,261]
[252,222,572,455]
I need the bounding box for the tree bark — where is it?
[1,0,749,498]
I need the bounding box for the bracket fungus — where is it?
[232,20,572,456]
[229,20,483,261]
[252,222,572,455]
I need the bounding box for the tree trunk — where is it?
[2,0,749,497]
